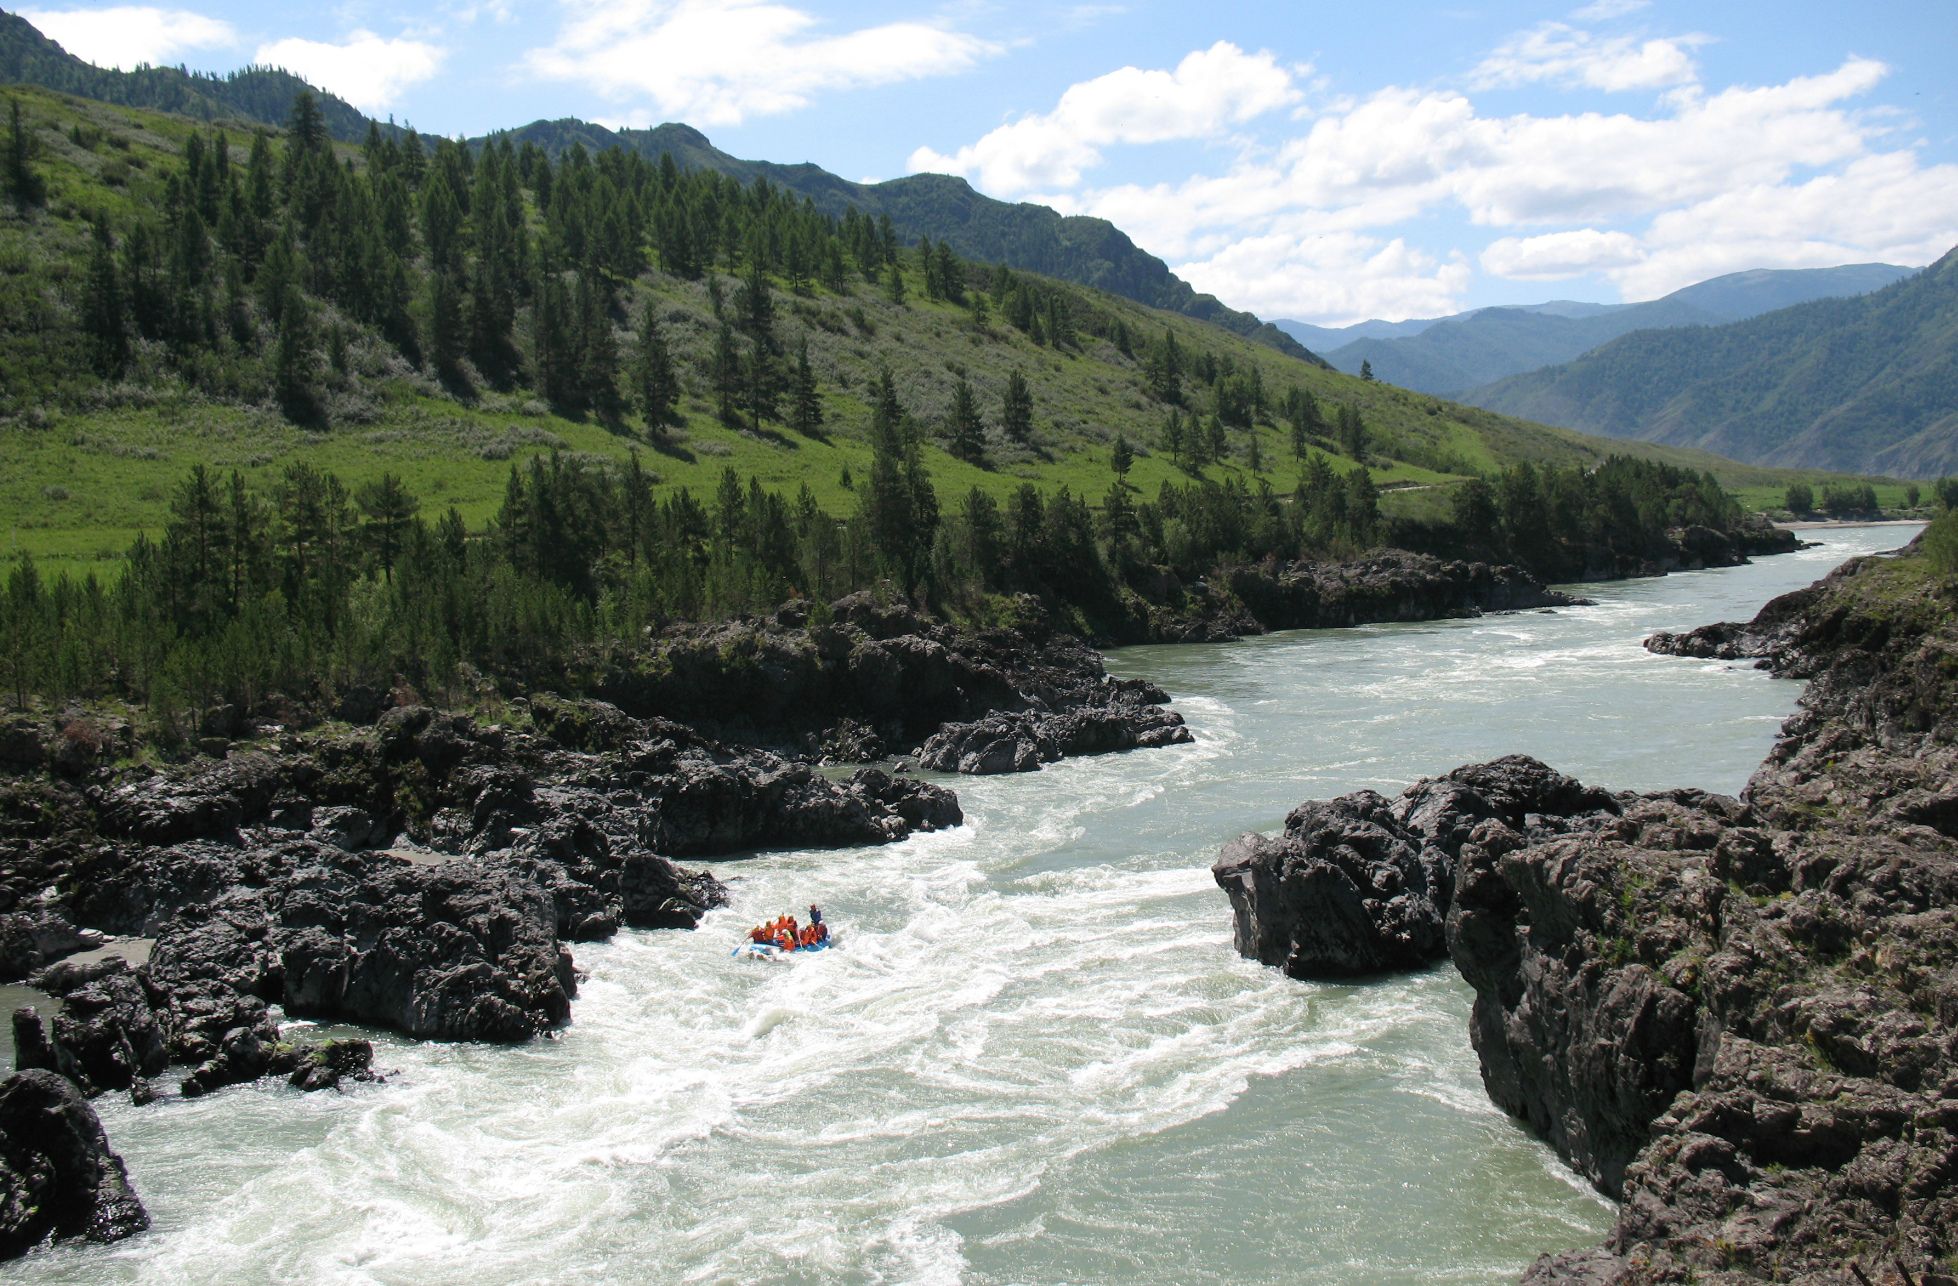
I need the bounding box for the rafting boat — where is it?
[730,937,836,960]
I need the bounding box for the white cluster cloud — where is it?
[908,42,1301,195]
[1177,233,1473,328]
[1469,21,1707,93]
[1480,229,1644,280]
[19,4,236,70]
[526,0,999,127]
[1611,152,1958,298]
[254,31,446,112]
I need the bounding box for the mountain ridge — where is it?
[0,9,1319,365]
[488,119,1322,364]
[1277,262,1915,395]
[1463,249,1958,478]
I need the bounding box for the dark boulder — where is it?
[0,1069,147,1258]
[0,912,96,982]
[265,848,575,1042]
[619,852,724,930]
[1214,756,1622,980]
[11,960,166,1095]
[848,768,962,832]
[93,753,285,845]
[0,718,44,770]
[919,702,1192,776]
[283,1038,379,1093]
[918,714,1051,775]
[1215,792,1450,977]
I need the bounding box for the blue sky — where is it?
[13,1,1958,324]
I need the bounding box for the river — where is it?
[7,524,1920,1284]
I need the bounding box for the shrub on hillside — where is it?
[1924,510,1958,577]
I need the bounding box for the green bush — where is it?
[1924,509,1958,576]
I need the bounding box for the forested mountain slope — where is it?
[492,120,1318,362]
[1465,251,1958,478]
[0,9,373,141]
[0,8,1314,362]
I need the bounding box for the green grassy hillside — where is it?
[0,85,1909,591]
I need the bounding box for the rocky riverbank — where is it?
[1118,547,1586,644]
[1217,533,1958,1281]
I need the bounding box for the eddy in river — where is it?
[747,905,830,952]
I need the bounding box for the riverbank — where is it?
[1778,517,1930,530]
[1218,524,1950,1280]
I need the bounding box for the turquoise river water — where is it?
[4,524,1921,1284]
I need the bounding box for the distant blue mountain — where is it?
[1465,250,1958,479]
[1273,263,1915,395]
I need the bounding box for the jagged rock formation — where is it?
[1213,757,1622,977]
[1221,536,1958,1281]
[594,592,1194,765]
[0,1069,148,1257]
[1218,551,1582,634]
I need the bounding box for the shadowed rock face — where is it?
[0,1069,148,1258]
[1212,756,1621,978]
[1225,538,1958,1282]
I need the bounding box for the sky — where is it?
[12,0,1958,325]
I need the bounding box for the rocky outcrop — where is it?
[11,959,166,1095]
[1459,756,1958,1282]
[1219,550,1581,633]
[0,1069,148,1259]
[1228,537,1958,1281]
[592,594,1196,775]
[1212,757,1621,978]
[918,688,1192,774]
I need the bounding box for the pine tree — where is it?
[5,98,45,213]
[932,241,963,304]
[356,473,420,581]
[428,269,467,382]
[81,220,128,375]
[286,93,329,157]
[918,235,940,300]
[737,255,776,351]
[1046,295,1072,350]
[574,273,618,413]
[711,319,741,425]
[1162,410,1186,466]
[1359,358,1375,382]
[1337,403,1367,462]
[632,301,678,434]
[274,286,322,426]
[1,553,46,711]
[947,375,984,464]
[861,369,935,594]
[1146,329,1183,404]
[789,336,824,438]
[886,262,906,306]
[532,275,577,410]
[1001,370,1033,443]
[1111,432,1133,480]
[743,340,778,430]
